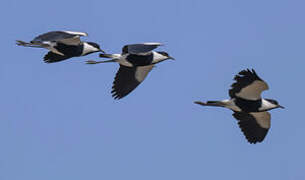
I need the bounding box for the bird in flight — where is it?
[17,31,105,63]
[194,69,284,144]
[86,42,174,99]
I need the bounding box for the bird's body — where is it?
[209,98,279,113]
[195,69,283,144]
[87,42,174,99]
[98,51,171,67]
[17,31,104,63]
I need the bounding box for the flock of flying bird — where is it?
[16,30,284,144]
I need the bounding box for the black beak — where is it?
[278,105,285,109]
[168,56,175,60]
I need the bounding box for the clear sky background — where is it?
[0,0,304,179]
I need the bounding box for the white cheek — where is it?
[82,43,98,55]
[259,99,277,111]
[152,52,167,63]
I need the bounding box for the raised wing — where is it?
[229,69,269,100]
[233,111,270,144]
[32,31,88,45]
[111,65,154,99]
[122,42,162,54]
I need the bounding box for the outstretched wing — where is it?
[233,111,271,144]
[32,31,88,46]
[122,42,162,54]
[229,69,269,100]
[111,65,154,99]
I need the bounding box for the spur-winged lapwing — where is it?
[86,42,174,99]
[17,31,105,63]
[194,69,284,144]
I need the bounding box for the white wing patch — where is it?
[236,80,269,100]
[117,55,133,67]
[63,31,88,37]
[43,41,65,56]
[135,65,154,82]
[143,42,163,46]
[221,99,242,112]
[250,112,271,129]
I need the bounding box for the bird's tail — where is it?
[86,59,117,64]
[194,100,226,107]
[86,53,122,64]
[16,40,44,48]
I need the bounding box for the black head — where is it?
[157,51,175,60]
[265,99,284,109]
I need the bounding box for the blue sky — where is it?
[1,0,304,179]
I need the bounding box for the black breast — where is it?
[55,43,83,57]
[126,53,153,66]
[234,98,262,112]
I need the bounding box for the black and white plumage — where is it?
[17,31,104,63]
[194,69,284,144]
[86,42,174,99]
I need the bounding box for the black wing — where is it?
[44,51,71,63]
[111,65,154,99]
[233,111,270,144]
[122,42,162,54]
[229,69,269,100]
